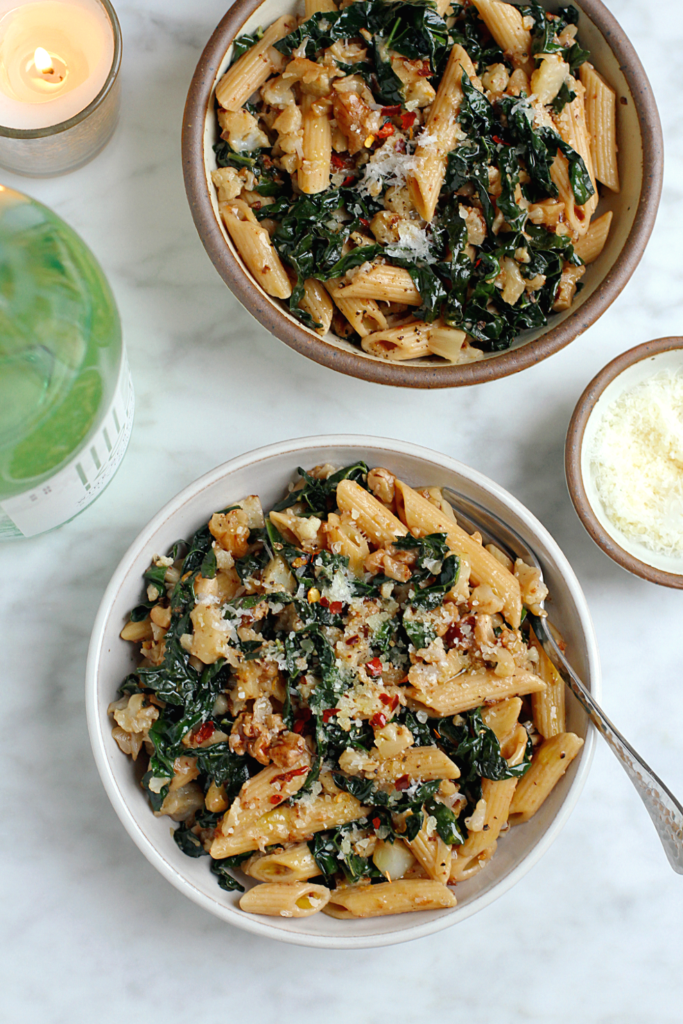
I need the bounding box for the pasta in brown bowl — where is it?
[111,462,583,920]
[209,0,618,364]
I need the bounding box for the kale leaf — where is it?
[272,462,369,516]
[210,855,249,892]
[436,708,532,795]
[230,27,264,64]
[309,823,381,886]
[394,533,460,610]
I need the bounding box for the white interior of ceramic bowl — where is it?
[201,0,643,366]
[86,437,600,948]
[580,349,683,577]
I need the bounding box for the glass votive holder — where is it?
[0,0,121,176]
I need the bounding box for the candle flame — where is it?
[34,47,54,75]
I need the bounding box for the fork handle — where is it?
[528,614,683,873]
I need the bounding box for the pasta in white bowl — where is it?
[87,437,600,947]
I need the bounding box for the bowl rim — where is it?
[86,434,600,948]
[565,336,683,590]
[181,0,663,390]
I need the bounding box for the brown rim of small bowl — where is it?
[565,336,683,589]
[182,0,664,389]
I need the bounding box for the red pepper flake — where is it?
[474,258,482,269]
[395,774,411,790]
[329,601,343,614]
[492,134,509,146]
[381,104,401,116]
[376,121,395,139]
[417,60,432,77]
[323,708,339,724]
[365,657,383,678]
[372,816,382,830]
[278,766,310,784]
[401,111,417,130]
[370,712,387,730]
[342,174,355,186]
[269,795,281,804]
[359,217,370,228]
[395,137,406,153]
[345,634,359,646]
[379,693,400,712]
[193,721,215,745]
[293,708,312,734]
[319,596,330,608]
[331,153,346,169]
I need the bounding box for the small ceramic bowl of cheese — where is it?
[566,337,683,588]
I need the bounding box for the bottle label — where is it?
[0,351,134,539]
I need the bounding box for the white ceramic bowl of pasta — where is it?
[86,436,600,947]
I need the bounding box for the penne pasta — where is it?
[298,95,332,195]
[394,480,523,627]
[216,760,311,841]
[580,63,620,192]
[482,696,523,744]
[243,843,321,883]
[530,629,566,739]
[361,321,432,361]
[406,667,545,716]
[573,210,613,265]
[408,44,477,222]
[336,265,422,306]
[324,511,370,575]
[552,84,599,236]
[325,279,388,337]
[299,277,335,334]
[211,791,367,858]
[510,733,584,823]
[338,745,461,782]
[472,0,532,70]
[408,822,452,885]
[336,478,408,545]
[216,15,296,112]
[427,324,468,362]
[239,881,330,917]
[219,199,292,299]
[324,880,456,918]
[449,845,496,883]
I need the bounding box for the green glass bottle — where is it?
[0,185,133,539]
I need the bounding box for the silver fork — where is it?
[442,486,683,874]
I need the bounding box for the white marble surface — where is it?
[2,0,683,1019]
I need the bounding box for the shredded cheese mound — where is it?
[589,369,683,555]
[385,221,436,263]
[358,141,417,195]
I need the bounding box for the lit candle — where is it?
[0,0,121,175]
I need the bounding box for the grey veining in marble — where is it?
[1,0,683,1020]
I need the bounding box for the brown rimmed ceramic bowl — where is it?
[182,0,663,388]
[566,337,683,589]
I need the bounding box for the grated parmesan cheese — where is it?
[358,139,418,195]
[589,369,683,555]
[385,221,436,263]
